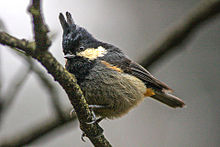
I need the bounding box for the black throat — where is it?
[65,56,96,84]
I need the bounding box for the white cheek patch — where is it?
[76,46,107,60]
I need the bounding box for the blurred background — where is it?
[0,0,219,147]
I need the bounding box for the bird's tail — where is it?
[150,92,185,108]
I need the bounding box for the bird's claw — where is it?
[69,108,76,118]
[80,105,106,142]
[81,132,87,142]
[85,105,105,124]
[81,128,104,142]
[86,117,104,124]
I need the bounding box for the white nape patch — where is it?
[76,46,107,60]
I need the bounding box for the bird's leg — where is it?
[86,105,106,124]
[81,120,104,142]
[70,105,106,141]
[80,105,106,142]
[70,105,106,118]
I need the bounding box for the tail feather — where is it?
[151,92,185,108]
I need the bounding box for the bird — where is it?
[59,12,185,123]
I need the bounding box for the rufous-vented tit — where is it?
[59,12,185,122]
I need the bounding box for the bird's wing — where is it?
[129,61,172,92]
[100,47,172,92]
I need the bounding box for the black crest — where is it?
[59,12,97,55]
[59,12,76,32]
[59,12,80,54]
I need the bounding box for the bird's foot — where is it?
[81,127,104,142]
[69,108,76,118]
[79,105,106,142]
[85,105,106,124]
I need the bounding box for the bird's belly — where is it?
[79,66,146,119]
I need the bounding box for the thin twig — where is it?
[0,111,77,147]
[19,54,65,119]
[0,18,6,31]
[0,49,2,120]
[28,0,51,51]
[0,66,31,123]
[0,18,7,118]
[3,66,31,108]
[141,0,220,69]
[33,65,66,119]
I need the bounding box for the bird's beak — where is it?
[64,54,75,59]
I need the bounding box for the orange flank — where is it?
[144,88,155,97]
[101,61,123,73]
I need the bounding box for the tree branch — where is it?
[28,0,51,51]
[16,53,65,120]
[0,111,77,147]
[33,64,65,119]
[1,0,219,145]
[0,66,31,124]
[0,31,112,146]
[0,18,7,126]
[141,0,220,69]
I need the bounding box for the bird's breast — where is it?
[65,57,96,83]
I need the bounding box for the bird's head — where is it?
[59,12,96,59]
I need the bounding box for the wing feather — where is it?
[129,62,173,92]
[99,45,172,92]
